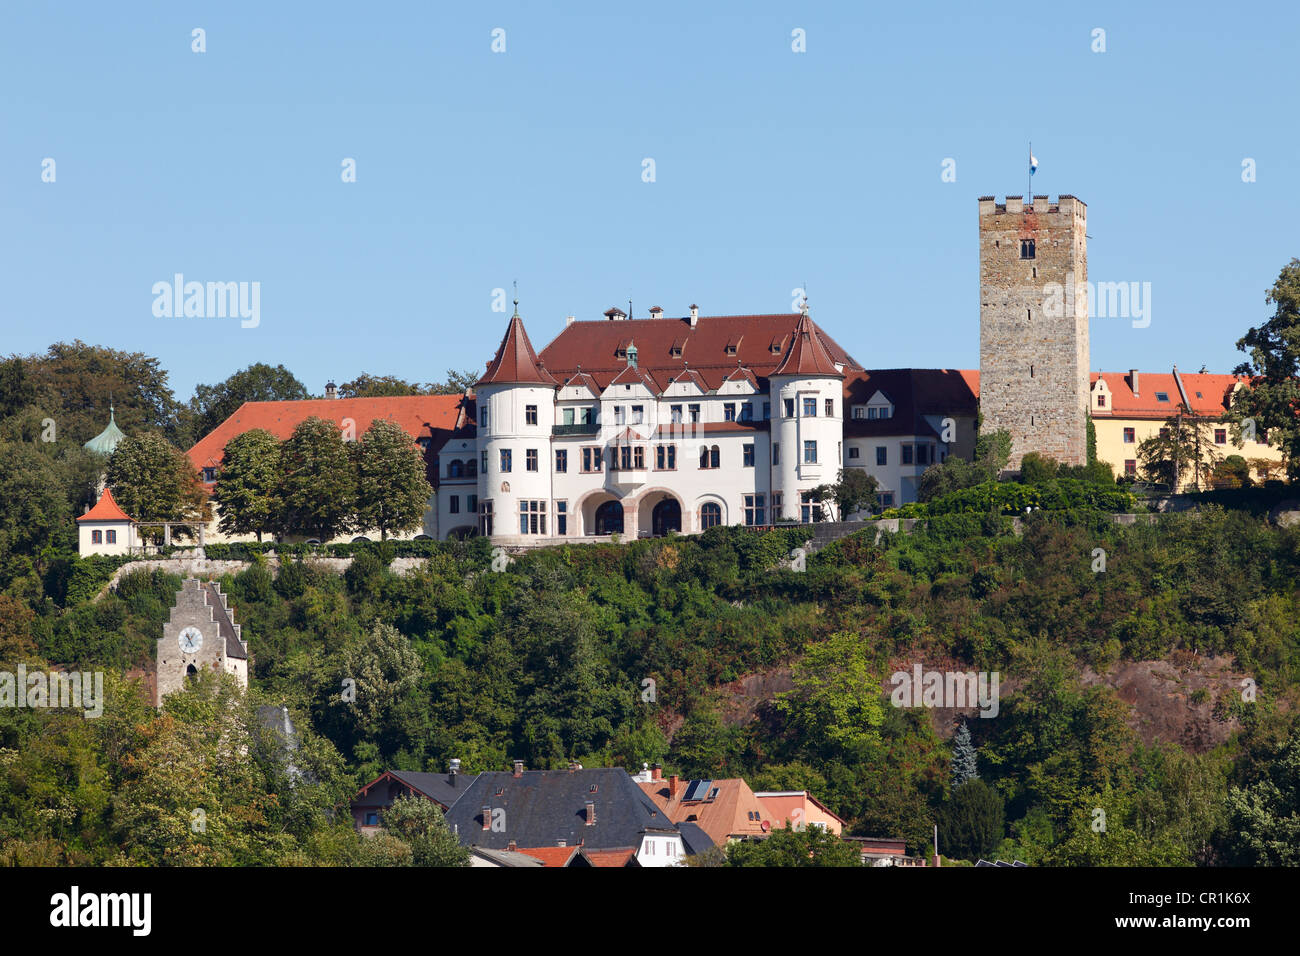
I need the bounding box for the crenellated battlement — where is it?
[978,194,1085,217]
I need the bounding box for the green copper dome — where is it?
[84,406,126,456]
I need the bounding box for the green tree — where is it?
[1018,452,1059,484]
[277,417,355,540]
[190,363,308,439]
[355,419,434,540]
[812,468,880,521]
[213,429,282,541]
[427,369,479,395]
[776,632,884,757]
[938,778,1004,860]
[378,794,470,867]
[338,374,424,398]
[1230,258,1300,479]
[1210,454,1252,489]
[104,432,210,537]
[727,826,861,867]
[1136,408,1221,491]
[1219,722,1300,866]
[951,721,978,786]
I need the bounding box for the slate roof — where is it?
[676,820,716,855]
[443,767,675,851]
[842,368,979,439]
[471,847,546,867]
[352,769,480,813]
[204,582,247,660]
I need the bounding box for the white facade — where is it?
[77,519,137,556]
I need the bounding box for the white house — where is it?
[77,487,138,555]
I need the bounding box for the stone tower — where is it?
[978,194,1089,468]
[155,578,249,706]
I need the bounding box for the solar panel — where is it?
[683,779,712,801]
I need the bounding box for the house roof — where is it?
[185,394,467,476]
[676,820,716,855]
[1090,370,1244,419]
[478,313,558,387]
[471,847,546,867]
[443,767,675,851]
[204,582,247,661]
[514,846,581,867]
[637,777,770,846]
[535,311,860,394]
[754,790,847,829]
[578,847,639,867]
[842,368,979,439]
[772,310,843,377]
[352,769,480,812]
[77,487,135,523]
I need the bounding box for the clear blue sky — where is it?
[3,1,1296,401]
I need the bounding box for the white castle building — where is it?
[440,300,978,544]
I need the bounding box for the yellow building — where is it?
[1089,368,1285,490]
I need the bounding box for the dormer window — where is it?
[725,345,737,356]
[670,346,682,358]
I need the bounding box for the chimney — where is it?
[669,774,680,799]
[448,758,461,786]
[512,759,524,778]
[651,763,663,781]
[568,761,579,773]
[1129,369,1140,395]
[481,806,492,831]
[507,840,517,852]
[585,801,596,826]
[325,381,337,400]
[649,306,663,319]
[566,314,576,327]
[688,304,699,329]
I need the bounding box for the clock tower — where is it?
[156,578,249,706]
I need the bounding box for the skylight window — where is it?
[1155,392,1170,402]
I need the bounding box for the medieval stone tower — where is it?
[155,578,249,706]
[978,194,1089,468]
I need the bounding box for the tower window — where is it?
[1020,239,1035,259]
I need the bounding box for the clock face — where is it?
[178,626,203,654]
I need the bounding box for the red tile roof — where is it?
[637,778,770,846]
[478,314,558,387]
[535,312,860,393]
[514,846,580,867]
[1091,371,1244,419]
[77,487,135,523]
[579,847,639,867]
[186,395,467,475]
[772,310,842,377]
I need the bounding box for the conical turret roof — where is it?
[771,309,842,377]
[477,311,558,387]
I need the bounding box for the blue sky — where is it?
[2,1,1296,402]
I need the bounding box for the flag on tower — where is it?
[1030,153,1039,175]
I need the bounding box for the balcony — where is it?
[552,421,600,437]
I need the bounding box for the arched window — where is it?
[710,445,720,469]
[448,459,464,478]
[699,445,721,469]
[700,502,722,528]
[466,459,477,478]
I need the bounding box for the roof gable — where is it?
[478,313,558,387]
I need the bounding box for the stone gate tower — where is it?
[978,194,1089,468]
